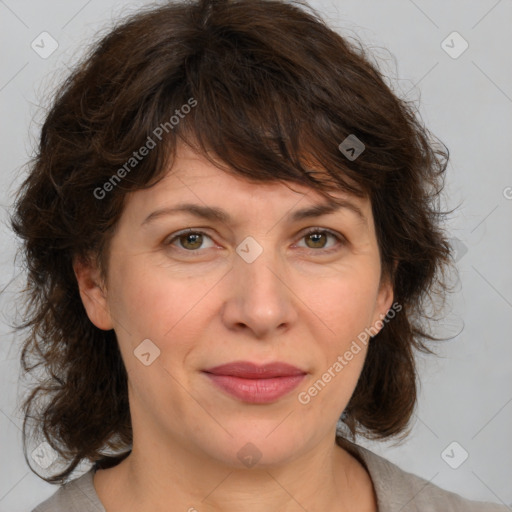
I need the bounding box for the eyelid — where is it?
[164,228,217,248]
[294,227,346,252]
[165,226,346,253]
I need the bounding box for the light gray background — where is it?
[1,0,511,510]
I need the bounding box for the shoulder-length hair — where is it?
[11,0,455,484]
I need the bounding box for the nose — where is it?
[220,240,298,339]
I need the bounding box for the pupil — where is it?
[183,233,201,249]
[309,233,325,248]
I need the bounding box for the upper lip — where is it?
[203,361,307,378]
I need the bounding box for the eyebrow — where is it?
[141,198,367,227]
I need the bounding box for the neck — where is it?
[95,433,376,512]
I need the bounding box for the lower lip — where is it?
[203,373,306,404]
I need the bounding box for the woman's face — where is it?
[77,141,394,468]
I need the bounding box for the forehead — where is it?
[126,142,372,228]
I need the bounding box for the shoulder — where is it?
[31,468,105,512]
[338,437,509,512]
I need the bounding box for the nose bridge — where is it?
[235,234,284,300]
[225,234,295,334]
[239,248,282,296]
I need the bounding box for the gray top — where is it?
[31,439,509,511]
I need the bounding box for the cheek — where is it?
[108,257,197,335]
[296,341,368,430]
[291,270,378,405]
[107,262,215,378]
[301,269,380,345]
[108,269,207,405]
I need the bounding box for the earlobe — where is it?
[73,255,114,331]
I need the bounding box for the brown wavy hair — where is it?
[10,0,456,484]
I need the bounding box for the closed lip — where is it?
[202,361,307,378]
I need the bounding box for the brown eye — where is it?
[177,232,204,250]
[166,230,215,252]
[304,231,329,249]
[297,228,344,253]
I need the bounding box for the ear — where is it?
[370,259,397,332]
[73,254,114,331]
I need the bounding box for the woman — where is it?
[11,0,508,510]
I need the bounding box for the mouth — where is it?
[202,361,307,404]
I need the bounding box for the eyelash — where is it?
[165,227,346,255]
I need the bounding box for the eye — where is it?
[166,229,216,252]
[165,227,345,255]
[295,227,345,253]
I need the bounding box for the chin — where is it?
[196,426,310,470]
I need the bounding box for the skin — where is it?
[74,141,394,512]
